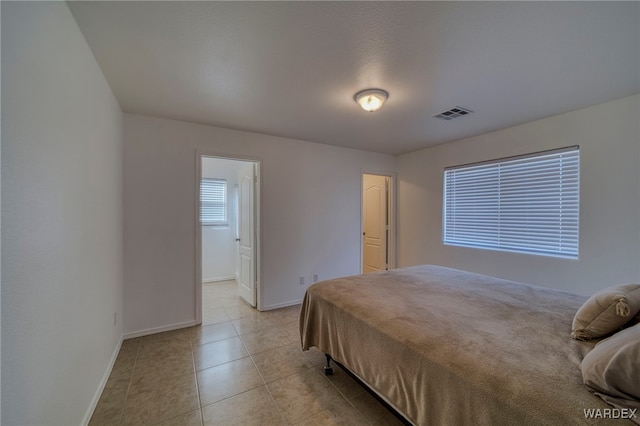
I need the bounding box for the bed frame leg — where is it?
[324,354,334,375]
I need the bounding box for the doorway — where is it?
[196,154,260,325]
[362,173,394,273]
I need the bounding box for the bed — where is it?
[300,265,635,425]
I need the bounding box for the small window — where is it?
[200,178,227,226]
[443,147,579,259]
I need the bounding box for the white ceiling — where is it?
[68,1,639,155]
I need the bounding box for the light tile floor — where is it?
[90,280,403,425]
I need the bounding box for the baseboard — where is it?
[123,320,198,340]
[260,298,303,311]
[202,276,235,283]
[82,334,123,426]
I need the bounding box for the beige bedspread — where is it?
[300,265,631,425]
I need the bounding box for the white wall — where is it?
[201,157,243,282]
[397,95,640,296]
[123,114,395,336]
[1,2,123,425]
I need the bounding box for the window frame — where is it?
[442,146,580,259]
[200,178,228,227]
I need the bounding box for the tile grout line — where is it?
[190,331,205,426]
[117,339,141,426]
[246,348,292,425]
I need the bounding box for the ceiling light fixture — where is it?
[354,89,389,112]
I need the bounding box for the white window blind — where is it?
[200,178,227,225]
[443,147,579,259]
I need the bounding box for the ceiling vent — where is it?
[434,106,473,121]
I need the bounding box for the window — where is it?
[443,146,579,259]
[200,178,227,226]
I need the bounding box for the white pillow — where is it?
[581,324,640,422]
[571,284,640,340]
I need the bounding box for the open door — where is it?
[197,154,260,324]
[363,174,389,273]
[238,163,256,306]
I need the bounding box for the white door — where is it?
[238,164,256,306]
[234,185,241,282]
[363,174,388,273]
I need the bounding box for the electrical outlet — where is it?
[299,276,305,285]
[313,274,319,282]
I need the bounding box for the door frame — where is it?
[361,171,396,273]
[195,151,261,325]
